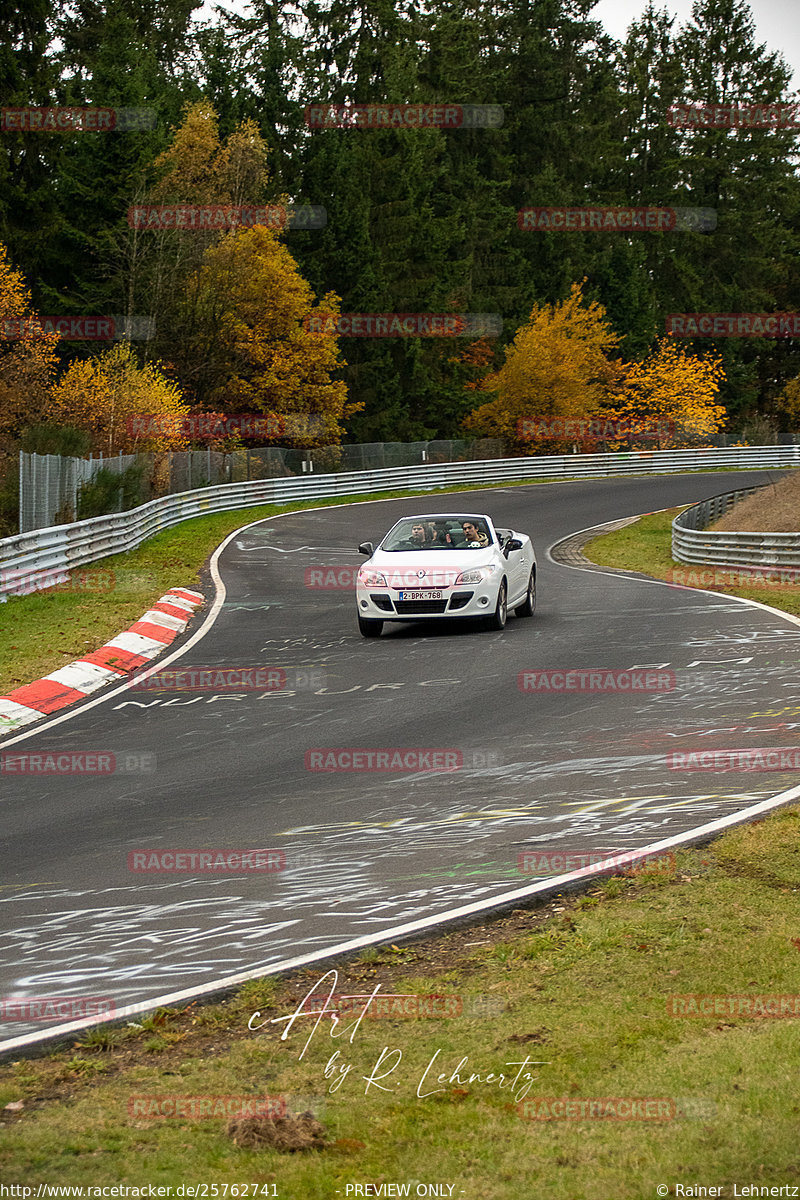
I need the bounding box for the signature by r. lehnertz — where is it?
[248,968,547,1099]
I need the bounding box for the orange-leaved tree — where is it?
[178,224,358,446]
[774,374,800,433]
[0,243,60,448]
[118,102,282,405]
[45,342,191,454]
[462,282,624,452]
[605,338,726,449]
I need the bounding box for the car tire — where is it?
[358,615,383,638]
[515,570,536,617]
[486,580,507,631]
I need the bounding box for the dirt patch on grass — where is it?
[227,1111,327,1151]
[712,470,800,532]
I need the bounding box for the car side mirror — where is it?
[504,538,523,556]
[358,541,374,556]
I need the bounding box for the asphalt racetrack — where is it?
[2,469,799,1045]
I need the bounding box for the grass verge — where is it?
[2,815,800,1195]
[583,506,800,619]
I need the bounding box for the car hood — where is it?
[365,547,498,586]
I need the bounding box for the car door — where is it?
[505,532,529,602]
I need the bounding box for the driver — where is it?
[397,521,431,549]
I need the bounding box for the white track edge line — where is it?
[546,512,800,631]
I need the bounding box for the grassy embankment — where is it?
[1,822,800,1195]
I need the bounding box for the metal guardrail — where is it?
[18,439,507,534]
[672,482,800,568]
[2,444,799,598]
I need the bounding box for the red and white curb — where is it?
[0,588,203,737]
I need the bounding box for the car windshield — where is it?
[381,518,492,551]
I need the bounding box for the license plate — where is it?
[398,590,443,600]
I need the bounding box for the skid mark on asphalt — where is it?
[277,787,775,838]
[0,776,781,1028]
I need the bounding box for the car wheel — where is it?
[486,580,507,630]
[515,570,536,617]
[358,615,383,638]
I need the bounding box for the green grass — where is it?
[583,506,800,618]
[2,816,800,1194]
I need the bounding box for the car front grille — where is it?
[394,600,449,614]
[448,591,474,610]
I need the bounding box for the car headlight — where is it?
[358,569,387,587]
[455,565,498,585]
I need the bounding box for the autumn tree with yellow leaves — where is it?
[179,225,358,445]
[117,102,353,444]
[111,103,272,386]
[149,101,270,209]
[45,342,191,455]
[607,339,726,449]
[462,283,624,452]
[0,244,60,448]
[464,282,727,452]
[773,373,800,433]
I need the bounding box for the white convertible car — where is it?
[355,512,537,637]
